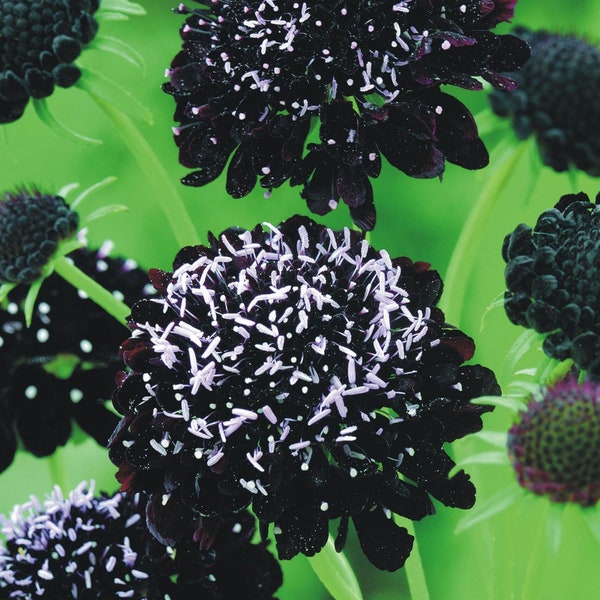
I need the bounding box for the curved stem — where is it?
[87,93,200,248]
[306,535,363,600]
[47,452,67,491]
[403,519,430,600]
[441,139,530,326]
[53,255,130,327]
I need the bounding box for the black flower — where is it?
[0,481,282,599]
[502,191,600,376]
[164,0,529,229]
[508,376,600,506]
[109,215,499,571]
[0,245,153,473]
[0,0,100,123]
[0,189,79,285]
[489,27,600,176]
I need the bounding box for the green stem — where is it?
[441,139,530,325]
[403,519,430,600]
[47,452,67,491]
[88,94,200,248]
[53,255,130,326]
[306,535,363,600]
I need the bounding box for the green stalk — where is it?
[86,93,200,248]
[441,139,530,325]
[403,519,430,600]
[306,536,363,600]
[53,255,130,326]
[47,452,67,491]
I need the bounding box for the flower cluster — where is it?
[0,0,100,123]
[508,376,600,506]
[0,189,79,284]
[489,27,600,176]
[0,481,282,599]
[0,244,153,472]
[109,216,499,571]
[164,0,529,229]
[502,191,600,377]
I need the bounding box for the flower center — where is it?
[507,377,600,506]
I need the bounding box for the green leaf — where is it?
[502,329,545,382]
[58,182,81,198]
[33,98,102,145]
[307,536,363,600]
[472,394,526,413]
[98,0,146,16]
[92,35,146,73]
[77,67,153,125]
[472,431,508,449]
[70,176,117,210]
[455,486,524,534]
[582,508,600,545]
[448,451,507,479]
[83,204,129,226]
[546,503,565,554]
[23,277,45,327]
[479,292,504,332]
[0,282,17,305]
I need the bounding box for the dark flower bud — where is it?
[490,28,600,176]
[0,189,78,285]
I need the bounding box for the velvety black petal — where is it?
[353,509,414,571]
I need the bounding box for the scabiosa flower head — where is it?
[489,27,600,176]
[0,481,282,599]
[502,191,600,377]
[0,244,153,472]
[507,377,600,506]
[0,0,100,123]
[0,189,78,284]
[109,215,499,571]
[164,0,529,229]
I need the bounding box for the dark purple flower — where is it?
[502,191,600,377]
[0,481,282,599]
[109,215,499,571]
[489,27,600,176]
[508,376,600,506]
[164,0,529,229]
[0,244,154,472]
[0,189,79,285]
[0,0,100,123]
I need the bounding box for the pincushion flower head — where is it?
[508,376,600,507]
[0,0,147,136]
[109,215,500,571]
[456,373,600,562]
[0,481,282,599]
[489,27,600,176]
[0,188,78,285]
[164,0,529,229]
[0,0,100,123]
[502,191,600,377]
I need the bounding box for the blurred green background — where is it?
[1,1,599,598]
